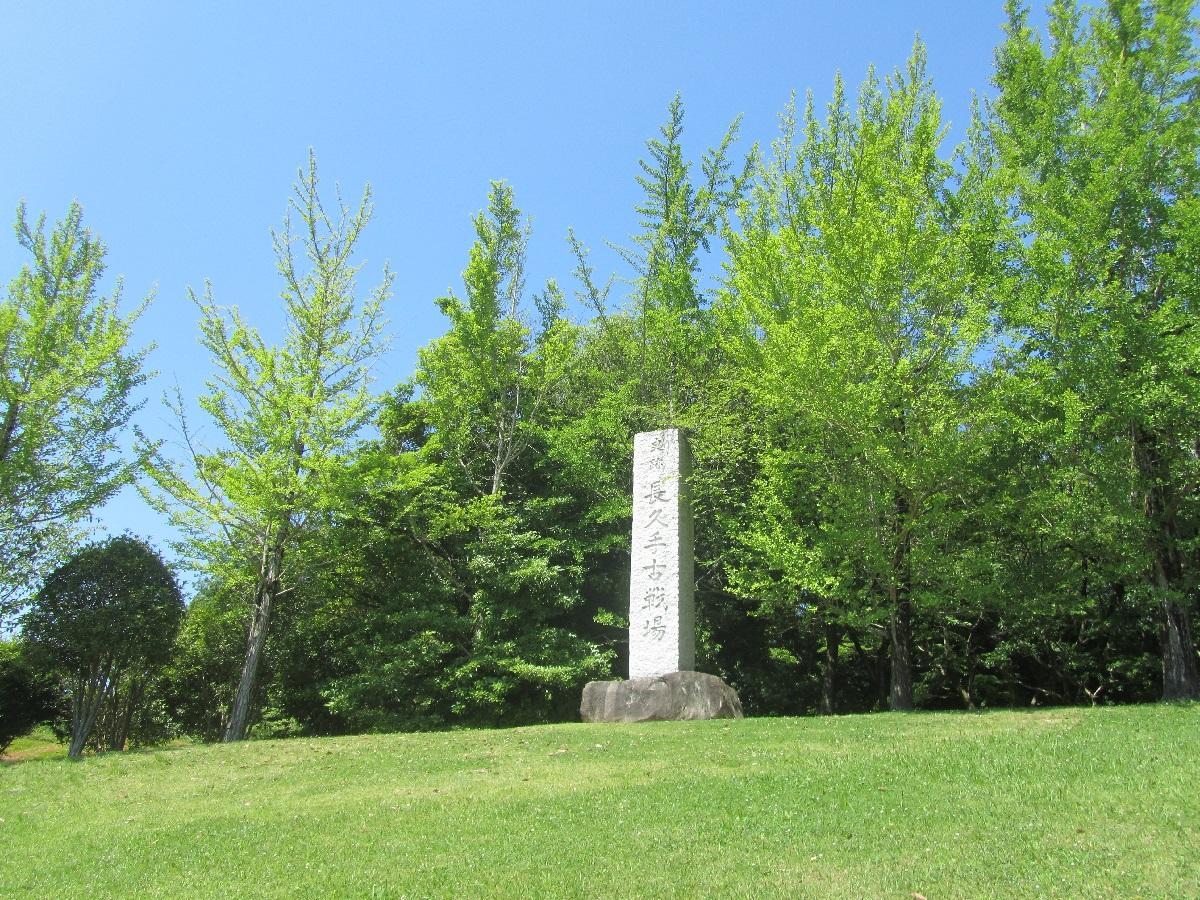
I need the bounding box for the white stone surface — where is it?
[629,428,694,678]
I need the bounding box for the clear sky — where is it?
[1,1,1033,580]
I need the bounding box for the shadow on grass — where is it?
[2,729,197,766]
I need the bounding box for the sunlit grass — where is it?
[2,726,63,763]
[2,705,1196,897]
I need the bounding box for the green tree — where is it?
[611,94,753,428]
[559,98,754,683]
[725,45,1001,709]
[417,181,568,497]
[989,0,1200,699]
[21,536,183,758]
[157,578,247,741]
[411,183,612,724]
[145,152,392,740]
[0,203,150,622]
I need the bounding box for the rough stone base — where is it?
[580,671,744,723]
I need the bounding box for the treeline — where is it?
[2,1,1198,752]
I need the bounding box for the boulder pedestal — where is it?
[580,671,743,723]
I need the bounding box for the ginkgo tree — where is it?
[417,181,569,498]
[0,203,151,622]
[620,94,752,429]
[726,44,1003,710]
[146,153,392,740]
[411,182,613,724]
[988,0,1200,700]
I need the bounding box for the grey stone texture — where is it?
[629,429,695,678]
[579,671,744,723]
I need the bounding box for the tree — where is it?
[725,45,1001,709]
[417,181,568,497]
[559,97,754,685]
[21,536,183,758]
[610,94,753,428]
[145,152,392,740]
[0,203,150,623]
[159,578,253,741]
[988,0,1200,699]
[411,183,612,724]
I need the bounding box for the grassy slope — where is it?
[1,705,1196,898]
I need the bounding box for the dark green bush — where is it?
[0,639,56,754]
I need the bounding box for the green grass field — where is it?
[2,704,1197,898]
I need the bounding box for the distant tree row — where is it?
[2,0,1197,752]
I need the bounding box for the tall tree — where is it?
[412,183,611,724]
[559,97,755,684]
[146,152,392,740]
[0,203,150,622]
[417,181,568,497]
[989,0,1200,699]
[613,94,753,428]
[726,45,1001,709]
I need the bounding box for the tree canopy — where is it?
[0,203,150,624]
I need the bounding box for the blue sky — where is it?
[1,1,1031,578]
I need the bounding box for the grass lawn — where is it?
[1,704,1196,898]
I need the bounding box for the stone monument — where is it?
[580,428,743,723]
[629,428,694,678]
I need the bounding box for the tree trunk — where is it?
[69,662,111,759]
[224,542,283,742]
[1134,427,1200,700]
[96,686,117,750]
[819,621,841,716]
[1153,546,1200,701]
[0,396,23,464]
[1160,594,1200,701]
[885,476,917,712]
[874,634,890,711]
[109,680,144,751]
[68,677,89,759]
[889,599,914,711]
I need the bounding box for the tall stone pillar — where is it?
[578,427,742,722]
[629,428,694,678]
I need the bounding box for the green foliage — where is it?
[988,0,1200,698]
[380,184,613,727]
[0,203,150,623]
[145,152,393,739]
[610,94,753,427]
[148,153,390,567]
[21,536,183,757]
[257,45,1189,723]
[432,495,614,725]
[0,639,57,754]
[417,181,570,497]
[10,2,1191,733]
[549,98,759,687]
[161,580,249,742]
[724,42,1003,710]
